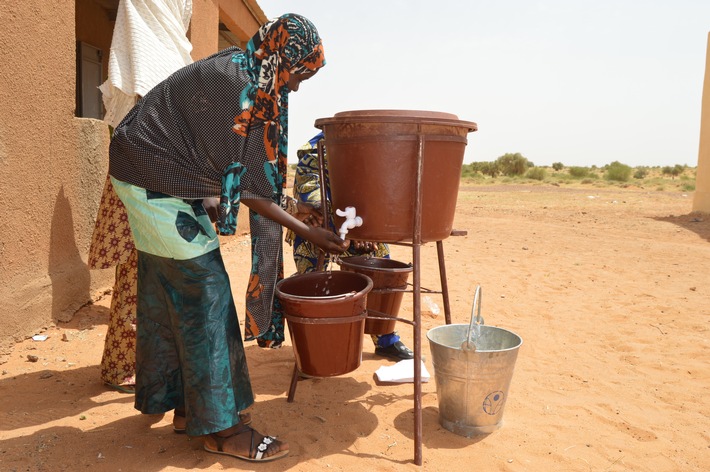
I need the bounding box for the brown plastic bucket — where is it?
[275,271,373,377]
[314,109,477,243]
[338,256,412,335]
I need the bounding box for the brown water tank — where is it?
[315,110,477,243]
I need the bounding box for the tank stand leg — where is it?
[287,363,299,402]
[436,240,452,325]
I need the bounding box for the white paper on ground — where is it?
[375,359,430,383]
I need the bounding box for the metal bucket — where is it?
[426,287,522,436]
[338,256,412,335]
[275,271,373,377]
[314,109,477,243]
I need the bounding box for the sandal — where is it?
[203,425,289,462]
[173,410,251,434]
[104,382,135,394]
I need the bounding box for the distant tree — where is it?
[479,161,501,177]
[460,163,477,179]
[605,161,632,182]
[552,162,564,171]
[464,161,500,178]
[671,164,685,178]
[496,153,529,176]
[661,165,685,179]
[633,167,648,179]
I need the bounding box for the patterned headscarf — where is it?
[218,14,324,235]
[233,13,325,193]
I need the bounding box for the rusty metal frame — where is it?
[286,133,458,466]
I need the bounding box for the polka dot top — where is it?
[109,47,275,201]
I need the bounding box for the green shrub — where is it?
[662,164,685,179]
[465,161,501,177]
[461,164,478,179]
[496,153,529,176]
[633,168,648,179]
[682,182,695,192]
[526,167,547,181]
[552,162,564,171]
[605,161,632,182]
[480,161,501,177]
[569,166,589,178]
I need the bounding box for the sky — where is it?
[256,0,710,168]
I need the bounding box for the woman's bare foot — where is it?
[203,424,289,462]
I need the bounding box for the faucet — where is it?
[335,207,363,240]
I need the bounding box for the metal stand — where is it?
[287,132,462,466]
[408,132,426,465]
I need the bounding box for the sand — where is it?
[1,184,708,471]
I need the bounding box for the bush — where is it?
[552,162,564,171]
[496,153,529,176]
[633,168,648,179]
[526,167,547,181]
[682,182,695,192]
[569,166,589,178]
[661,165,686,179]
[605,161,632,182]
[461,164,478,179]
[480,161,501,177]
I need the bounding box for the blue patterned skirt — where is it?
[111,178,253,436]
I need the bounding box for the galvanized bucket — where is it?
[426,287,522,436]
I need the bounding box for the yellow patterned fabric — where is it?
[99,251,137,387]
[288,134,389,273]
[89,175,135,269]
[89,175,137,388]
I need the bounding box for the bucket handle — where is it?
[463,285,485,351]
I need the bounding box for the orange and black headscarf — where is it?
[233,13,326,194]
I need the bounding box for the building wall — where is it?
[0,0,267,361]
[693,33,710,214]
[0,0,113,361]
[190,0,266,60]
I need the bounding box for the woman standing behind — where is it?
[89,0,195,394]
[288,132,415,360]
[108,14,346,462]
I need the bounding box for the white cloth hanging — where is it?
[99,0,194,128]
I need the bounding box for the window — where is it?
[76,41,103,119]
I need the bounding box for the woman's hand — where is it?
[295,201,323,227]
[202,197,220,222]
[351,240,377,253]
[305,226,350,254]
[241,197,347,254]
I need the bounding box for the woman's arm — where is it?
[242,198,348,254]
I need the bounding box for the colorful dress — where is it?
[108,14,325,436]
[90,0,194,393]
[88,176,137,390]
[288,133,403,349]
[237,18,325,349]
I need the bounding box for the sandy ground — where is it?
[1,184,709,472]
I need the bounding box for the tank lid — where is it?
[315,109,477,132]
[334,109,457,119]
